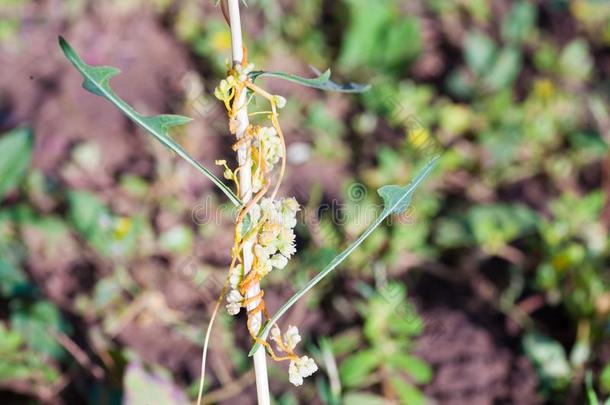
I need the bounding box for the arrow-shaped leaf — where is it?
[248,156,439,356]
[249,68,370,93]
[58,37,241,207]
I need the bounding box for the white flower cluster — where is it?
[289,356,318,386]
[271,325,318,386]
[256,127,282,168]
[223,262,244,316]
[252,127,282,192]
[226,288,243,316]
[251,197,299,275]
[225,197,299,316]
[213,62,254,105]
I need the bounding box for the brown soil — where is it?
[414,274,541,405]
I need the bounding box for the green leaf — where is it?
[466,203,538,253]
[338,0,391,70]
[249,156,438,356]
[67,191,141,258]
[249,68,370,93]
[0,322,61,385]
[389,376,426,405]
[484,46,522,90]
[601,363,610,393]
[586,371,599,405]
[464,31,496,75]
[388,354,432,384]
[570,340,590,368]
[523,332,571,389]
[339,349,383,387]
[559,38,593,82]
[67,191,112,255]
[0,259,28,297]
[501,1,537,44]
[0,128,32,200]
[10,300,66,358]
[58,37,240,207]
[338,0,421,73]
[382,18,422,70]
[0,322,22,353]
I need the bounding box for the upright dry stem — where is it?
[227,1,271,404]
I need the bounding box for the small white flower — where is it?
[281,212,297,229]
[227,302,241,316]
[260,198,276,218]
[227,289,243,303]
[284,325,301,351]
[259,223,280,246]
[273,95,287,109]
[261,199,282,226]
[229,264,243,289]
[254,244,271,260]
[281,198,300,214]
[273,198,299,228]
[226,289,243,315]
[256,127,282,169]
[276,228,296,258]
[248,204,261,225]
[258,260,273,276]
[227,302,241,315]
[288,356,318,386]
[259,126,277,138]
[269,254,288,270]
[271,325,282,343]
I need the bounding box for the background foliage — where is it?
[1,0,610,404]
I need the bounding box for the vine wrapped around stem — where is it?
[213,46,318,386]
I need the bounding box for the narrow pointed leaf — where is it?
[0,128,32,200]
[249,68,370,93]
[248,156,439,356]
[58,36,241,207]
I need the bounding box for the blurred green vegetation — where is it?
[1,0,610,403]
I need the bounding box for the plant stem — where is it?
[227,1,271,404]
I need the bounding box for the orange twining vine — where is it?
[214,48,317,386]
